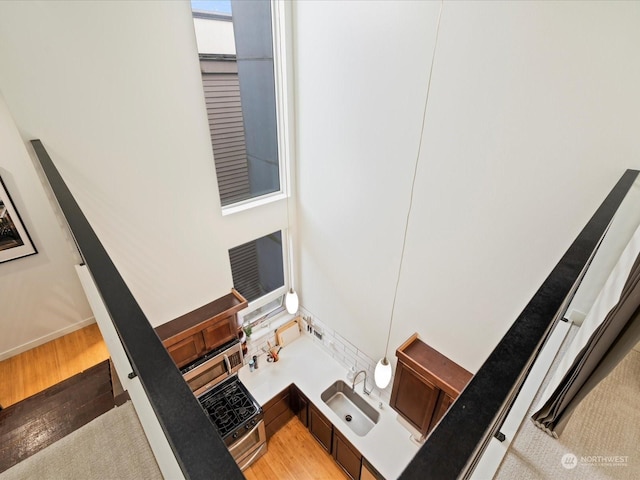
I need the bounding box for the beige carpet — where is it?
[495,326,640,480]
[0,401,162,480]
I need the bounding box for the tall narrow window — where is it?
[192,0,280,207]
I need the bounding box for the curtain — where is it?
[531,222,640,436]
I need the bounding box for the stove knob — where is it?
[251,419,256,426]
[245,424,250,429]
[233,432,239,439]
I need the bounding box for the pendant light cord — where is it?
[384,1,444,358]
[286,157,295,292]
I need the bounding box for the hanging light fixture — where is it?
[285,160,299,315]
[374,3,443,389]
[285,287,299,314]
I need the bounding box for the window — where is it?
[229,230,285,306]
[192,0,281,208]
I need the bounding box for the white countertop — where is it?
[239,335,419,480]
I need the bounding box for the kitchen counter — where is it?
[239,335,420,479]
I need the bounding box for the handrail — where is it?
[32,135,637,480]
[31,139,244,480]
[399,169,639,480]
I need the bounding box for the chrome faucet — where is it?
[352,370,372,395]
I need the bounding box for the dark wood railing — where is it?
[400,169,638,479]
[31,140,244,480]
[32,136,637,480]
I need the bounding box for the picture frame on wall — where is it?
[0,176,37,263]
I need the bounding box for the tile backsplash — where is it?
[243,306,395,403]
[298,306,394,403]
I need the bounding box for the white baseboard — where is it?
[0,317,96,362]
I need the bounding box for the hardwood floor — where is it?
[0,323,109,408]
[0,360,114,473]
[244,416,348,480]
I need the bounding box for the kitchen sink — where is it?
[320,380,380,436]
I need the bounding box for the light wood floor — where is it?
[244,416,348,480]
[0,323,109,408]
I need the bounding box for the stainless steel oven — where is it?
[180,338,267,470]
[229,416,267,470]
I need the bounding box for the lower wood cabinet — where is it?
[263,384,383,480]
[361,457,385,480]
[332,428,362,480]
[290,383,309,428]
[309,402,333,453]
[263,386,293,440]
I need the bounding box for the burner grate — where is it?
[199,377,259,437]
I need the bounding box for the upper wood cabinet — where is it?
[390,334,472,439]
[155,289,248,368]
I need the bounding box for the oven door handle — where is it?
[228,422,263,457]
[237,442,267,471]
[223,354,231,373]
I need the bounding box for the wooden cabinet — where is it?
[202,316,236,350]
[155,289,247,368]
[290,383,309,428]
[332,428,362,480]
[360,457,385,480]
[390,333,472,438]
[430,391,454,431]
[309,402,333,453]
[391,361,439,434]
[263,386,294,440]
[165,333,205,367]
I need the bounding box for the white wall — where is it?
[293,0,640,373]
[0,94,93,359]
[0,0,288,352]
[2,0,640,377]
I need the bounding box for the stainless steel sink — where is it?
[320,380,380,436]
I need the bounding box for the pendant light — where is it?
[285,159,298,315]
[285,287,299,314]
[374,2,443,389]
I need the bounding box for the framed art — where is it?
[0,176,37,263]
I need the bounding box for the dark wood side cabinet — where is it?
[309,402,333,453]
[263,386,294,440]
[290,383,309,428]
[390,333,472,438]
[155,289,247,368]
[333,428,362,480]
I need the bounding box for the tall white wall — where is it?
[0,0,288,353]
[294,0,640,373]
[0,94,93,359]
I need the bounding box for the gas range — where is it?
[182,338,267,469]
[198,374,263,446]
